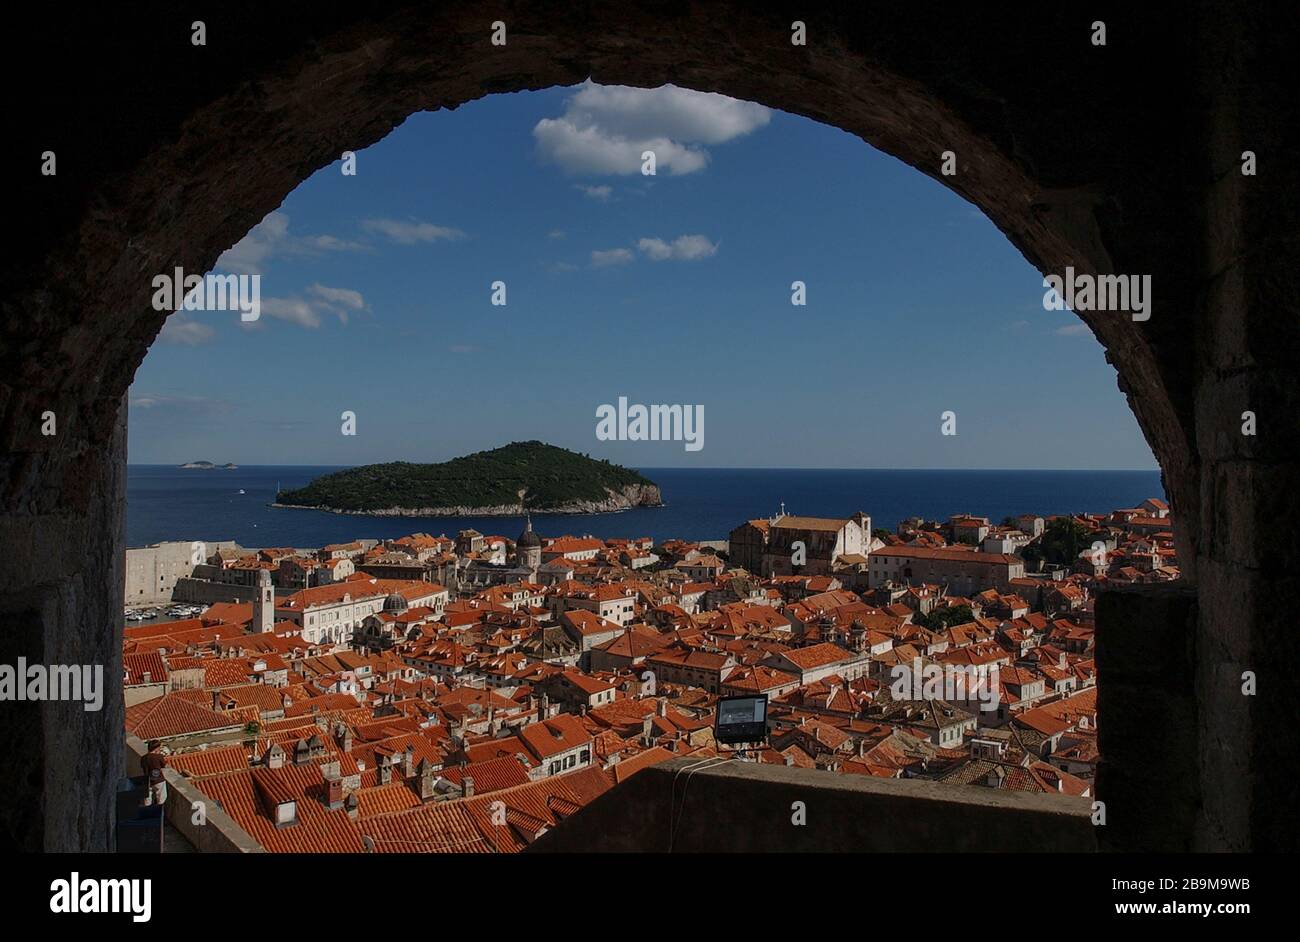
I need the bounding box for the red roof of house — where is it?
[520,713,593,761]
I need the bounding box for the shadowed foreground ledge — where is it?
[527,757,1097,853]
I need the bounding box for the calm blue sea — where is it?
[125,465,1164,549]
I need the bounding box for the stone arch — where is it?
[3,2,1296,851]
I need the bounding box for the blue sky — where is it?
[129,82,1157,470]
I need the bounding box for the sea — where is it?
[126,465,1164,550]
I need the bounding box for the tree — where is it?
[916,604,974,630]
[1035,517,1092,566]
[935,604,974,628]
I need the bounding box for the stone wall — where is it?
[123,736,263,853]
[530,757,1097,853]
[0,398,125,851]
[1095,584,1200,851]
[125,540,238,606]
[171,577,261,606]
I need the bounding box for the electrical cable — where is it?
[666,755,730,852]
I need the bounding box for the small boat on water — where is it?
[160,603,202,618]
[238,489,245,495]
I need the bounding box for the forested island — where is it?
[273,441,663,516]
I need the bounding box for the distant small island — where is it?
[179,461,238,470]
[273,441,663,517]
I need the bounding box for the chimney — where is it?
[784,753,795,766]
[403,744,416,778]
[641,714,654,746]
[657,698,668,717]
[462,776,475,798]
[379,756,392,785]
[538,693,549,721]
[344,792,359,821]
[322,766,343,810]
[418,759,438,801]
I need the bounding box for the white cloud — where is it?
[306,283,365,310]
[216,211,366,276]
[158,313,215,345]
[536,122,708,175]
[576,184,613,201]
[261,297,322,328]
[591,248,634,268]
[306,283,367,324]
[534,81,770,176]
[362,217,466,244]
[128,394,229,415]
[258,285,368,329]
[218,212,462,277]
[637,234,718,261]
[548,229,566,240]
[1056,323,1091,336]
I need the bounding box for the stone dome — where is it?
[517,518,541,548]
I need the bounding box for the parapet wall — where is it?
[530,757,1097,853]
[123,735,263,853]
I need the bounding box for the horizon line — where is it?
[126,463,1161,473]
